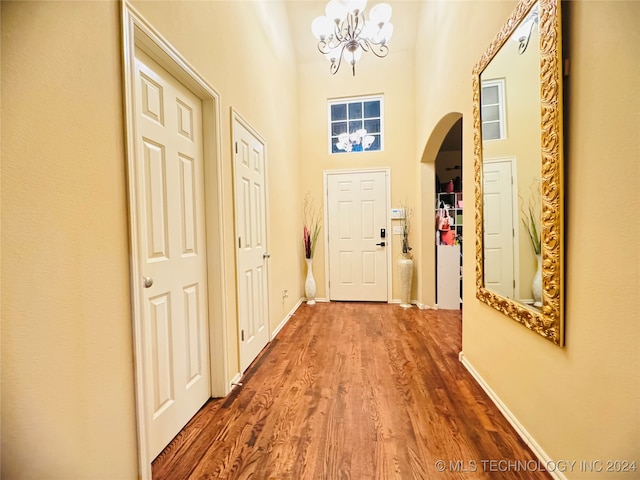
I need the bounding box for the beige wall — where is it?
[296,48,418,301]
[415,2,639,478]
[1,2,138,478]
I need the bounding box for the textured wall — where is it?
[1,1,138,478]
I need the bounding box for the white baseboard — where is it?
[459,352,566,480]
[307,297,329,303]
[415,302,435,310]
[390,299,432,308]
[229,371,243,391]
[271,298,304,339]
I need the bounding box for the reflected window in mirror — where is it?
[481,80,506,141]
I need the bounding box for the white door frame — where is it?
[230,108,271,373]
[122,4,229,478]
[323,168,392,302]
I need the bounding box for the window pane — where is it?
[482,123,500,140]
[364,100,380,118]
[369,134,381,151]
[482,85,499,104]
[348,120,363,132]
[482,105,499,122]
[331,122,348,136]
[331,141,344,154]
[331,103,347,121]
[364,119,380,134]
[348,102,362,119]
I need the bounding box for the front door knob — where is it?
[143,276,153,288]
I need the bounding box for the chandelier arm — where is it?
[317,40,330,54]
[334,19,348,43]
[329,43,347,75]
[350,10,365,41]
[359,38,389,58]
[518,21,535,55]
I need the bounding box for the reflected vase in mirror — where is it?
[532,254,542,307]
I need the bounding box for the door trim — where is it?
[323,168,392,302]
[122,4,229,478]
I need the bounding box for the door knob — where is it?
[376,242,386,247]
[143,276,153,288]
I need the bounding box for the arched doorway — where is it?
[419,113,463,308]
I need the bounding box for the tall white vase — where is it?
[305,257,316,305]
[397,253,414,308]
[532,254,542,307]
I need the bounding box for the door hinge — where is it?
[513,280,516,288]
[238,237,241,248]
[235,142,238,154]
[241,330,245,341]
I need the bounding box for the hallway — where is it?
[152,303,551,480]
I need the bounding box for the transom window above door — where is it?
[328,95,384,154]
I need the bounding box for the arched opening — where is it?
[419,113,463,308]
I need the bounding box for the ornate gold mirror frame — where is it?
[473,0,564,345]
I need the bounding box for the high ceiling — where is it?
[285,0,422,66]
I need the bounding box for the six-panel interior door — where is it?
[483,159,516,299]
[327,171,388,301]
[233,117,270,373]
[134,48,211,460]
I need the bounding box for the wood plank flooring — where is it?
[152,302,552,480]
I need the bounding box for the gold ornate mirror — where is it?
[473,0,564,345]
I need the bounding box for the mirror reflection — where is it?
[481,3,541,308]
[473,0,564,346]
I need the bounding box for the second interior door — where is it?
[233,114,270,372]
[483,159,516,299]
[326,170,389,301]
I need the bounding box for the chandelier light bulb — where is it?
[311,16,333,40]
[325,0,347,23]
[343,46,363,64]
[368,2,392,25]
[379,22,393,43]
[344,0,368,14]
[324,46,341,62]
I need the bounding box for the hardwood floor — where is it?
[153,302,552,480]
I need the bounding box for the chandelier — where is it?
[335,128,375,152]
[513,3,539,55]
[311,0,393,76]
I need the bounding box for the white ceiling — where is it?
[285,0,422,65]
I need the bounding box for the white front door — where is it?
[232,113,270,372]
[483,159,516,299]
[133,49,211,459]
[326,170,389,301]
